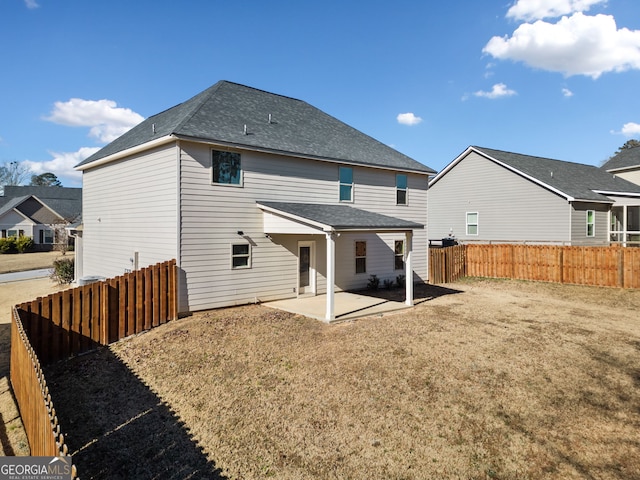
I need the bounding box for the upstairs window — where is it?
[586,210,595,237]
[396,174,407,205]
[466,212,478,236]
[339,166,353,202]
[212,150,242,185]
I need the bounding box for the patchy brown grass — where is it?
[0,250,63,274]
[46,279,640,479]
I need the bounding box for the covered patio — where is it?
[266,291,412,323]
[257,201,424,322]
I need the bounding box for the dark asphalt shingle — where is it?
[258,201,423,230]
[77,81,435,174]
[474,146,640,202]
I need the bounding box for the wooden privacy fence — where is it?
[10,311,77,475]
[429,244,466,283]
[15,259,177,365]
[430,244,640,289]
[10,259,178,471]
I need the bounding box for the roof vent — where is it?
[243,124,248,135]
[268,114,273,124]
[550,171,553,178]
[152,123,156,135]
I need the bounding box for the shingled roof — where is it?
[77,81,434,174]
[475,146,640,202]
[432,146,640,203]
[258,201,423,231]
[0,186,82,222]
[601,145,640,172]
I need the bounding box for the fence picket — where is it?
[11,260,177,478]
[431,244,638,289]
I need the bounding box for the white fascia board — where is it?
[75,135,176,171]
[257,203,333,233]
[594,190,640,198]
[428,145,475,187]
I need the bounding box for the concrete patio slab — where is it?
[265,292,412,323]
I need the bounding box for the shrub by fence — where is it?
[10,259,178,474]
[430,244,640,289]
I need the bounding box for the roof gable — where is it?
[431,146,640,203]
[0,187,81,223]
[601,145,640,172]
[77,81,435,174]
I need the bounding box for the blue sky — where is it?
[1,0,640,187]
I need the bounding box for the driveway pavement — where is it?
[0,269,50,283]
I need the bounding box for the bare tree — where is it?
[0,161,30,193]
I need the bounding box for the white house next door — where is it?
[298,241,316,296]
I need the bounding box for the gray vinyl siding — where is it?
[179,142,428,312]
[428,151,570,244]
[615,170,640,187]
[81,144,179,280]
[570,202,610,245]
[0,211,32,236]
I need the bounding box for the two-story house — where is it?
[75,81,435,321]
[428,146,640,246]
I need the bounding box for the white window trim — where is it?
[466,212,479,236]
[230,243,251,269]
[396,174,408,206]
[339,166,354,203]
[586,210,595,237]
[394,239,405,271]
[211,149,243,187]
[355,240,367,274]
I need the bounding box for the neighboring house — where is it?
[601,145,640,244]
[0,186,82,250]
[602,145,640,186]
[75,80,435,320]
[428,146,640,246]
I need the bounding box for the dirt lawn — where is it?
[44,278,640,479]
[0,251,70,456]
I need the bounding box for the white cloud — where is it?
[24,0,39,9]
[45,98,144,143]
[396,112,423,126]
[507,0,606,22]
[23,147,100,185]
[473,83,517,99]
[620,122,640,136]
[562,88,574,97]
[484,12,640,78]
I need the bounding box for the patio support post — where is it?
[405,230,413,306]
[325,232,336,322]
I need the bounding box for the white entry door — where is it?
[298,241,316,296]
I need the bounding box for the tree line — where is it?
[0,161,62,188]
